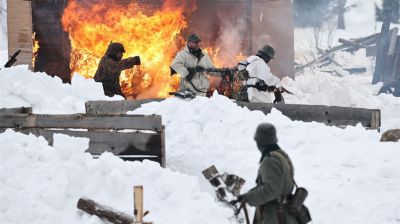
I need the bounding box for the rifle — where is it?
[4,50,21,68]
[187,66,236,78]
[273,87,294,104]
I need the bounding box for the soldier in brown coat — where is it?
[94,42,141,98]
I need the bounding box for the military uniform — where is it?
[239,45,281,103]
[239,123,299,224]
[243,149,298,224]
[94,42,140,98]
[170,34,217,96]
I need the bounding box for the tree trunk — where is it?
[337,0,346,29]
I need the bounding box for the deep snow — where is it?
[0,0,399,223]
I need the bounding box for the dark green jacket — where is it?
[243,149,299,224]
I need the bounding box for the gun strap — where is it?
[188,79,208,93]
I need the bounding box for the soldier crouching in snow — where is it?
[237,45,282,103]
[94,42,141,99]
[170,33,220,97]
[235,123,300,224]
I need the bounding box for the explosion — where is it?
[61,0,192,98]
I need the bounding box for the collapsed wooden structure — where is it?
[86,99,381,130]
[0,107,166,167]
[296,21,400,95]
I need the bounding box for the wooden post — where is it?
[373,7,392,84]
[133,186,152,224]
[134,186,144,223]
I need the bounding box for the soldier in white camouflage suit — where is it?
[238,45,281,103]
[170,34,219,96]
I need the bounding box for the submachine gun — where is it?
[4,50,21,68]
[187,66,239,97]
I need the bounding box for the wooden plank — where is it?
[160,126,166,168]
[382,28,399,82]
[3,128,163,156]
[86,100,381,129]
[0,107,32,114]
[77,197,133,224]
[373,13,391,84]
[0,114,162,131]
[236,102,380,129]
[85,99,164,115]
[371,110,381,130]
[134,186,143,223]
[338,38,367,49]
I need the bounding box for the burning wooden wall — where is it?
[7,0,294,95]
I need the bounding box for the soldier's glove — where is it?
[254,82,268,92]
[133,56,141,65]
[231,194,247,205]
[186,67,196,81]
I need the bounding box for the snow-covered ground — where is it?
[0,0,399,224]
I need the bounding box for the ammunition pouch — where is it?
[286,188,312,224]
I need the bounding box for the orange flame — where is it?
[61,0,189,98]
[32,32,39,69]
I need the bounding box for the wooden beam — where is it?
[236,102,381,129]
[0,114,162,131]
[85,99,164,115]
[338,38,368,49]
[0,107,32,114]
[85,100,381,129]
[134,186,143,223]
[373,12,392,84]
[77,197,133,224]
[0,128,163,156]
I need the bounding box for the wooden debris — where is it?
[0,113,166,167]
[86,99,381,130]
[296,32,381,74]
[0,107,32,115]
[77,197,133,224]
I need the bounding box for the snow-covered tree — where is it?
[293,0,339,27]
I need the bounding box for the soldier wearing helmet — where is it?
[237,45,281,103]
[234,123,299,224]
[94,42,141,99]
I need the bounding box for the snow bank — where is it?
[0,65,122,114]
[1,94,398,224]
[0,130,232,224]
[129,94,400,224]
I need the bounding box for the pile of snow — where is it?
[0,65,122,114]
[0,0,399,223]
[1,95,399,224]
[0,130,232,224]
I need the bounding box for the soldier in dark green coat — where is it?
[237,123,299,224]
[94,42,141,98]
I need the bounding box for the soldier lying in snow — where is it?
[94,42,140,99]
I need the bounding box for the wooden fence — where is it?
[86,99,381,130]
[0,107,165,167]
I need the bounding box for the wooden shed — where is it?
[7,0,294,81]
